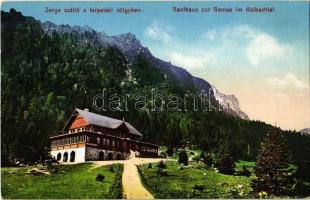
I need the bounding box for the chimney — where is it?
[122,117,125,122]
[84,108,89,112]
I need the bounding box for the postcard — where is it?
[1,1,309,199]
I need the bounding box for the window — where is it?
[57,153,61,161]
[78,135,84,142]
[63,152,68,162]
[103,138,106,145]
[97,137,100,144]
[112,140,115,147]
[71,137,77,144]
[64,138,70,145]
[59,139,64,146]
[70,151,75,162]
[107,139,110,146]
[98,151,104,161]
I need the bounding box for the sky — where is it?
[1,1,309,131]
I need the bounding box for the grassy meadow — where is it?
[138,161,254,199]
[1,163,123,199]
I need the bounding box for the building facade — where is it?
[50,108,159,163]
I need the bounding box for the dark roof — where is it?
[77,109,142,137]
[64,108,142,137]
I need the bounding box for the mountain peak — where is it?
[211,85,250,120]
[300,128,310,135]
[110,32,140,45]
[120,32,136,38]
[42,21,98,35]
[39,22,249,120]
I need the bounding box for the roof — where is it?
[63,108,142,137]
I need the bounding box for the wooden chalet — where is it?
[50,108,159,162]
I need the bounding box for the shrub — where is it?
[148,163,152,169]
[204,153,214,167]
[109,166,114,173]
[159,152,167,158]
[157,168,168,176]
[199,151,205,160]
[252,131,295,196]
[192,152,200,162]
[239,166,251,177]
[192,156,200,163]
[215,151,235,175]
[199,151,214,166]
[178,150,188,166]
[193,185,204,192]
[166,146,174,156]
[158,160,167,169]
[95,174,105,182]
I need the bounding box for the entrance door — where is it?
[70,151,75,162]
[63,152,68,162]
[98,151,104,160]
[116,154,122,160]
[108,152,114,160]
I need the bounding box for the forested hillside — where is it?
[1,9,310,166]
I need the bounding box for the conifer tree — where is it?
[215,150,235,174]
[178,150,188,165]
[253,130,294,196]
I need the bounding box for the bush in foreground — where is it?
[238,166,251,177]
[95,174,105,182]
[215,151,235,175]
[166,146,174,156]
[158,160,167,169]
[178,150,188,166]
[200,151,214,167]
[252,130,295,197]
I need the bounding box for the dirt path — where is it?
[91,158,164,199]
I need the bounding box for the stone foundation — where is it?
[50,147,85,163]
[85,147,127,161]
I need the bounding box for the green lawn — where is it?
[235,160,256,171]
[1,163,123,199]
[138,161,254,199]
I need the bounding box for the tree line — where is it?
[1,9,310,166]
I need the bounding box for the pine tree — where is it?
[178,150,188,165]
[252,130,294,196]
[166,146,174,156]
[215,151,235,174]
